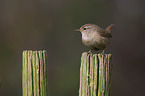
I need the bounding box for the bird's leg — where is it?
[88,50,92,54]
[101,50,105,55]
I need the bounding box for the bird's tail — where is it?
[105,24,115,33]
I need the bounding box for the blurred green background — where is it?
[0,0,145,96]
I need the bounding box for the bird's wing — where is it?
[97,27,112,38]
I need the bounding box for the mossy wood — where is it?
[79,52,112,96]
[22,50,48,96]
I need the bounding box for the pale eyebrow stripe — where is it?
[84,26,92,28]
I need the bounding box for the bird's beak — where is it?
[74,29,81,31]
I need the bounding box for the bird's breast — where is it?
[81,32,110,50]
[82,32,101,44]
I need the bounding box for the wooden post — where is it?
[22,50,48,96]
[79,52,112,96]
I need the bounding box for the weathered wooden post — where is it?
[79,52,112,96]
[22,50,48,96]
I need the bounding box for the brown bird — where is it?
[75,24,114,54]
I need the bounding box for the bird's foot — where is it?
[100,50,105,55]
[88,50,92,54]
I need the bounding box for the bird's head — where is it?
[75,24,98,34]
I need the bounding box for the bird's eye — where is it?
[84,28,87,30]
